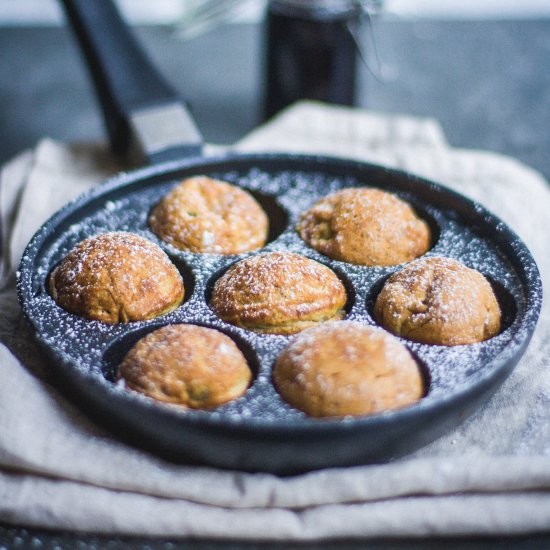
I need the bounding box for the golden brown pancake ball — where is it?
[374,257,501,346]
[118,324,252,408]
[210,252,347,334]
[297,187,431,266]
[149,176,268,254]
[273,321,423,417]
[49,232,184,323]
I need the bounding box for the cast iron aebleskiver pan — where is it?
[17,0,542,474]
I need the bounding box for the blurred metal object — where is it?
[263,0,382,119]
[175,0,259,39]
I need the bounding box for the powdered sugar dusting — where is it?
[20,160,534,429]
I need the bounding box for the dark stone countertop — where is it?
[1,17,549,549]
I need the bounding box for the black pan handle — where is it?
[60,0,203,163]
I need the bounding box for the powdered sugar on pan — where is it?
[21,161,531,428]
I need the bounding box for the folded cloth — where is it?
[1,102,549,539]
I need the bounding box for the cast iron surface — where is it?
[17,152,542,474]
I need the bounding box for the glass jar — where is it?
[264,0,365,119]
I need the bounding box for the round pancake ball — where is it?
[118,324,252,409]
[297,187,430,266]
[273,321,423,417]
[210,252,347,334]
[149,176,268,254]
[49,232,184,323]
[374,257,501,346]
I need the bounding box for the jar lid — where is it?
[268,0,382,19]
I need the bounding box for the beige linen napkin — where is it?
[1,102,549,539]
